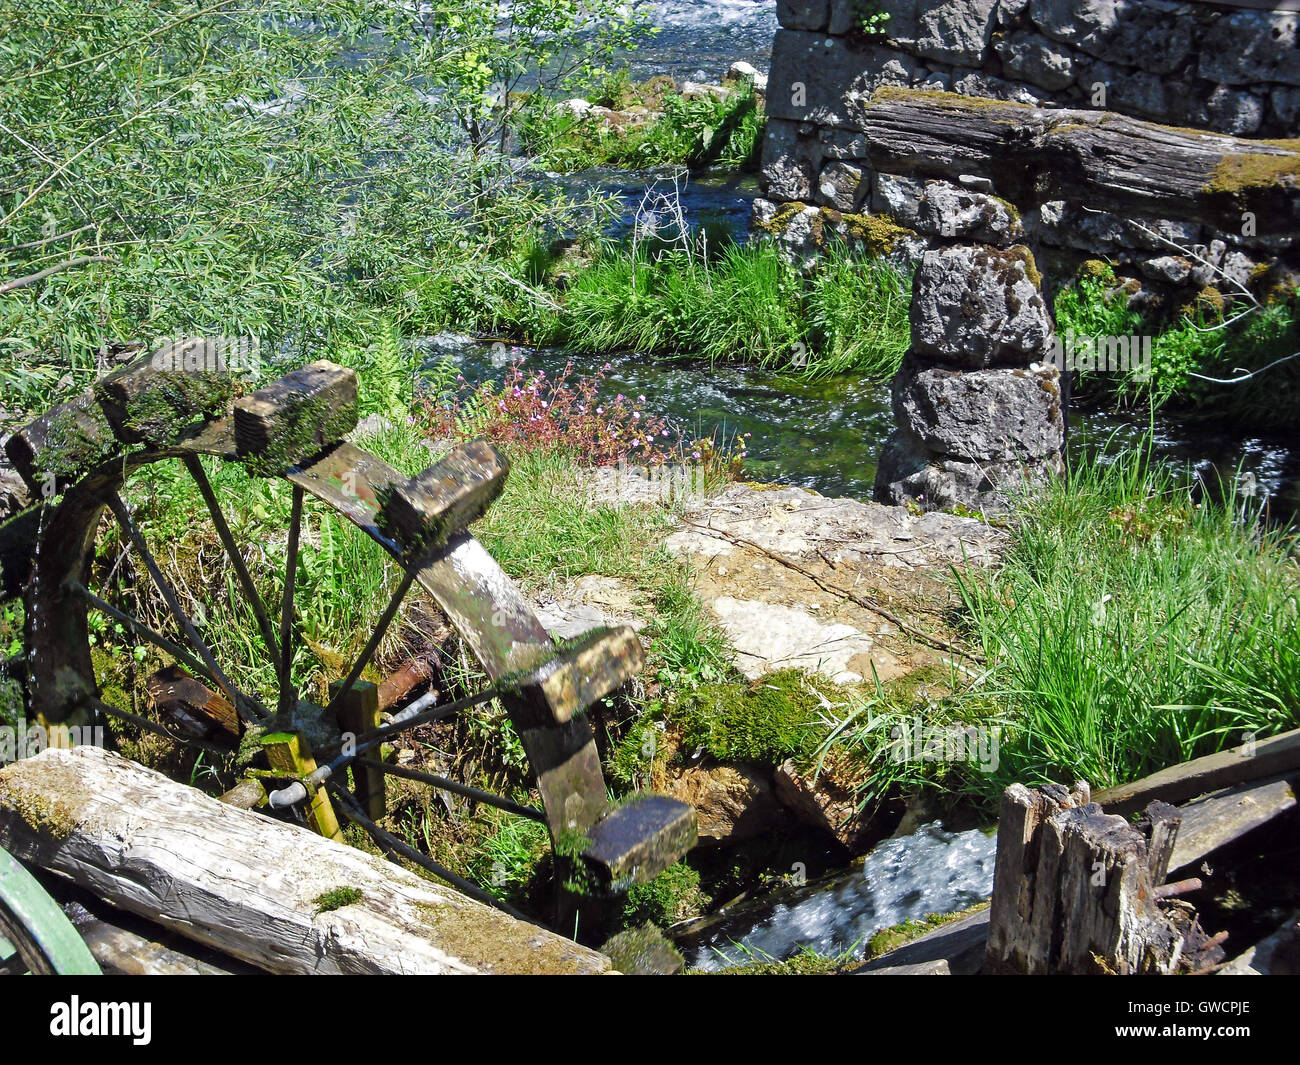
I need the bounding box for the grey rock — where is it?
[909,244,1054,367]
[767,30,921,130]
[1200,12,1300,88]
[914,0,1000,67]
[1075,59,1173,120]
[1193,85,1266,136]
[1030,0,1193,75]
[951,70,1044,105]
[760,119,818,200]
[1139,254,1193,284]
[817,160,871,210]
[999,0,1032,24]
[778,0,831,31]
[995,30,1078,91]
[872,172,930,227]
[874,428,1063,511]
[1272,86,1300,132]
[832,0,921,39]
[818,126,872,159]
[920,70,953,91]
[892,357,1064,461]
[915,181,1025,245]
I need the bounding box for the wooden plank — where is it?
[0,746,611,974]
[377,439,510,554]
[1168,774,1297,875]
[5,389,122,494]
[234,361,358,475]
[1093,727,1300,817]
[518,625,645,726]
[146,664,239,741]
[94,341,235,446]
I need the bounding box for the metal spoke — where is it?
[67,580,216,688]
[355,758,545,822]
[103,491,267,725]
[278,485,303,718]
[183,454,283,675]
[327,783,532,922]
[323,563,419,721]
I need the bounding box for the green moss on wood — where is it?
[313,885,364,913]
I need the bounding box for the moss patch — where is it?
[1204,150,1300,197]
[313,885,364,913]
[673,668,828,765]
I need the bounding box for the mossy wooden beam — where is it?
[5,390,121,494]
[234,361,357,476]
[331,679,385,822]
[261,730,342,841]
[94,341,235,446]
[377,439,509,554]
[514,625,645,727]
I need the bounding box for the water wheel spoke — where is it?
[183,454,283,675]
[103,491,266,725]
[67,579,217,688]
[323,563,419,720]
[353,758,545,822]
[278,485,303,717]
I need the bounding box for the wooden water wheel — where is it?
[0,341,695,925]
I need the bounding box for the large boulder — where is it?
[873,428,1063,511]
[909,245,1053,368]
[664,764,787,846]
[892,357,1063,462]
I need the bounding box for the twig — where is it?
[0,254,113,293]
[679,517,985,663]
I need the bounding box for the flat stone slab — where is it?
[711,595,904,685]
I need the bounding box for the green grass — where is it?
[952,436,1300,802]
[518,80,764,174]
[1054,262,1300,425]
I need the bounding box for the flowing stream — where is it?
[684,823,997,971]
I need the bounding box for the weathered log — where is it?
[1168,774,1297,875]
[233,361,358,475]
[0,746,611,974]
[1094,727,1300,817]
[984,783,1222,974]
[774,86,1300,234]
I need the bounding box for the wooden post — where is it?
[261,730,342,841]
[331,679,385,822]
[984,781,1224,974]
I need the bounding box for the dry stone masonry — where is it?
[758,1,1300,295]
[774,0,1300,136]
[875,190,1065,509]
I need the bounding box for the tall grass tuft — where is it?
[952,436,1300,801]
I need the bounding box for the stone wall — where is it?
[773,0,1300,136]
